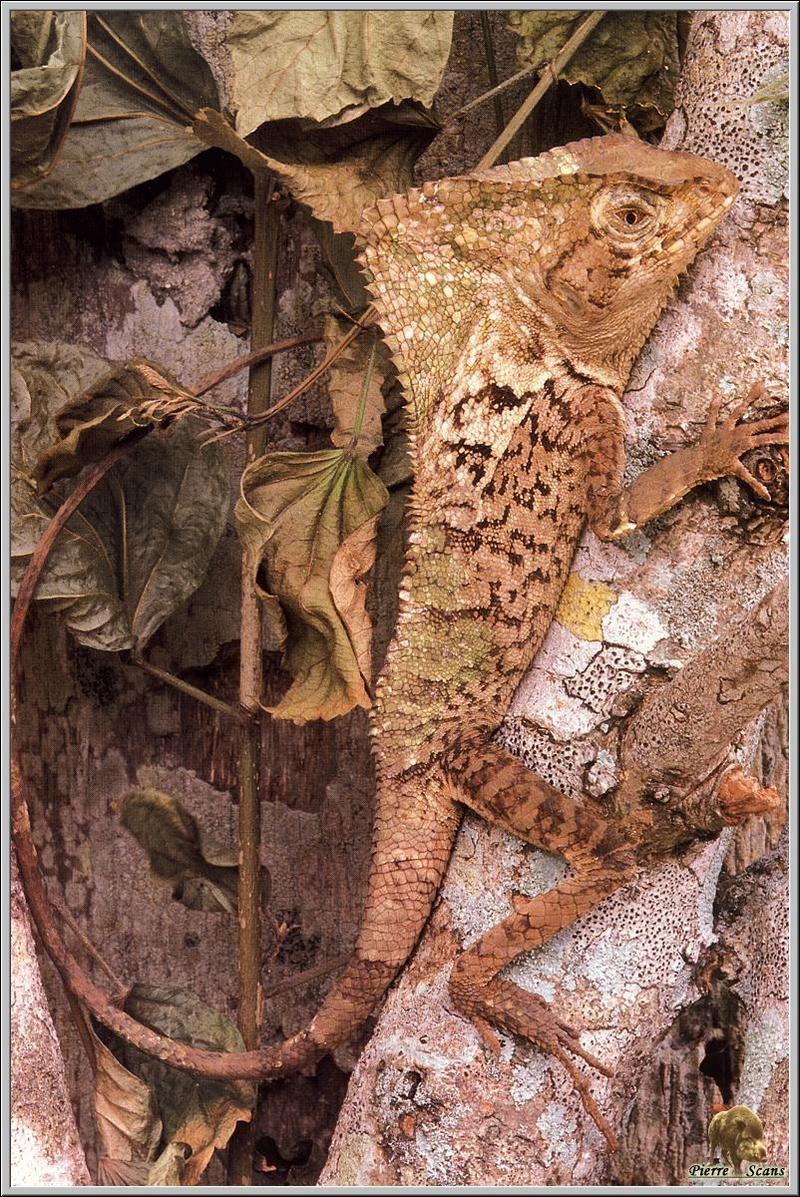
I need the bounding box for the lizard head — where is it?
[525,136,739,385]
[357,135,738,421]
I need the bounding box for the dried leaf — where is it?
[256,121,435,235]
[329,513,382,685]
[13,12,218,209]
[11,342,228,652]
[236,449,388,722]
[324,316,386,454]
[32,359,200,493]
[509,10,688,122]
[90,1024,164,1186]
[121,790,241,915]
[228,10,453,136]
[11,10,87,189]
[122,985,256,1186]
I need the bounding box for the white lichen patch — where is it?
[602,590,667,655]
[737,1006,789,1114]
[536,1102,579,1169]
[508,666,601,739]
[510,1055,550,1105]
[413,1128,456,1183]
[692,255,750,320]
[531,621,602,678]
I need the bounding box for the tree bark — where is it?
[321,10,789,1185]
[10,852,90,1187]
[11,10,787,1187]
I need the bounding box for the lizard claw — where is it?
[451,975,618,1150]
[700,382,788,498]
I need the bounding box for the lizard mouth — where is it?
[661,189,737,259]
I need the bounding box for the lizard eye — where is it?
[613,204,652,231]
[591,187,662,250]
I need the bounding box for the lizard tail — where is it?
[269,773,463,1073]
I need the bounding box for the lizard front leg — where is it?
[444,738,635,1149]
[585,383,788,540]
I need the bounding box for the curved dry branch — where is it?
[9,436,295,1082]
[617,578,788,853]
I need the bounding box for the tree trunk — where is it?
[11,10,787,1187]
[10,852,90,1186]
[321,10,789,1185]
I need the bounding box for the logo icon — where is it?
[687,1104,786,1180]
[708,1105,767,1176]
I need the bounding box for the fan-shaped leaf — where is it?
[11,10,87,189]
[11,342,228,652]
[13,12,218,209]
[509,10,688,123]
[236,449,388,722]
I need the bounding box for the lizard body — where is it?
[248,136,788,1146]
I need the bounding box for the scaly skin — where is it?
[250,136,788,1146]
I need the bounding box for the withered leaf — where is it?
[227,10,453,136]
[254,121,436,236]
[122,985,256,1186]
[11,10,87,189]
[236,449,388,722]
[325,316,386,454]
[508,10,689,124]
[121,789,242,915]
[33,358,201,494]
[12,342,228,652]
[13,12,218,209]
[89,1022,165,1186]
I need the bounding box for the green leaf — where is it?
[236,449,388,722]
[11,341,228,652]
[508,10,687,123]
[122,984,256,1186]
[11,11,87,189]
[121,789,242,915]
[227,10,453,136]
[12,12,219,209]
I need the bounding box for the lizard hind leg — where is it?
[444,738,636,1150]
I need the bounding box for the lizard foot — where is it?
[700,382,788,500]
[450,972,618,1150]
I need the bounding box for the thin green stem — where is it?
[349,332,377,448]
[226,171,279,1188]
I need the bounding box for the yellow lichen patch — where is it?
[554,572,616,641]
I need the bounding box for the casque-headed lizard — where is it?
[185,135,789,1146]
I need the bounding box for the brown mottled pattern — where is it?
[251,136,788,1146]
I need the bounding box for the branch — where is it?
[617,579,788,850]
[129,655,253,726]
[190,334,321,399]
[9,439,298,1081]
[226,170,279,1185]
[477,11,606,170]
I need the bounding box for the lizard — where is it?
[261,134,787,1146]
[11,134,787,1148]
[233,134,788,1148]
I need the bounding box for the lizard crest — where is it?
[357,134,738,425]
